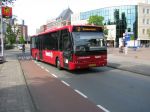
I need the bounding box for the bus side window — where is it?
[43,32,58,50]
[59,32,63,51]
[43,34,49,50]
[36,36,40,49]
[31,37,36,48]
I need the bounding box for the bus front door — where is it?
[62,33,72,69]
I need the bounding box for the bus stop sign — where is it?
[2,6,12,18]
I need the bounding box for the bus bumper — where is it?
[69,61,107,70]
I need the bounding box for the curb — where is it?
[18,57,39,112]
[107,64,150,77]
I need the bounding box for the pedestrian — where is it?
[22,44,25,53]
[119,45,123,53]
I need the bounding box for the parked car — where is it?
[18,44,23,50]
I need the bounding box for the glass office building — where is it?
[80,5,138,47]
[71,3,150,47]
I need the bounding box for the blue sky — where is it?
[13,0,144,35]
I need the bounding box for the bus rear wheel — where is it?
[56,58,62,70]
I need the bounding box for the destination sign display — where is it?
[73,26,103,32]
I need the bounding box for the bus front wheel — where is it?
[56,58,62,70]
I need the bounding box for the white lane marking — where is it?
[61,81,70,87]
[97,105,110,112]
[51,73,58,78]
[74,89,88,98]
[45,69,49,72]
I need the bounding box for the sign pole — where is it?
[1,12,3,56]
[0,4,13,62]
[0,3,4,61]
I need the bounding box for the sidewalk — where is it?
[0,48,35,112]
[107,47,150,76]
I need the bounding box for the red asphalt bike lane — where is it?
[20,60,103,112]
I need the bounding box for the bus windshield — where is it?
[72,32,106,51]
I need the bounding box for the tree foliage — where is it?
[5,24,16,45]
[88,15,108,38]
[130,34,135,40]
[88,15,104,26]
[103,27,108,36]
[0,0,16,5]
[114,9,127,47]
[19,35,25,44]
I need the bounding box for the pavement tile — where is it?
[108,47,150,76]
[0,49,35,112]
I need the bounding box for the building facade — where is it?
[71,3,150,47]
[17,24,28,43]
[36,8,73,34]
[138,3,150,46]
[47,8,73,29]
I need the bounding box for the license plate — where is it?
[88,64,96,67]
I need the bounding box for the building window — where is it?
[143,19,145,24]
[143,29,145,34]
[143,8,145,13]
[127,19,131,24]
[127,9,131,14]
[147,19,149,24]
[147,9,149,14]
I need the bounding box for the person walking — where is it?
[22,44,25,53]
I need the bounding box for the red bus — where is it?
[30,25,107,70]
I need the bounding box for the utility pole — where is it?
[0,1,4,62]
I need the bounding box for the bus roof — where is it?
[33,25,103,36]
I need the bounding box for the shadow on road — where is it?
[67,66,115,75]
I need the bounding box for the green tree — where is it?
[5,24,16,45]
[19,35,25,44]
[114,10,127,47]
[130,34,134,40]
[103,26,108,36]
[88,15,104,26]
[0,0,16,5]
[88,15,108,39]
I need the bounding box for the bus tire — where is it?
[56,58,62,70]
